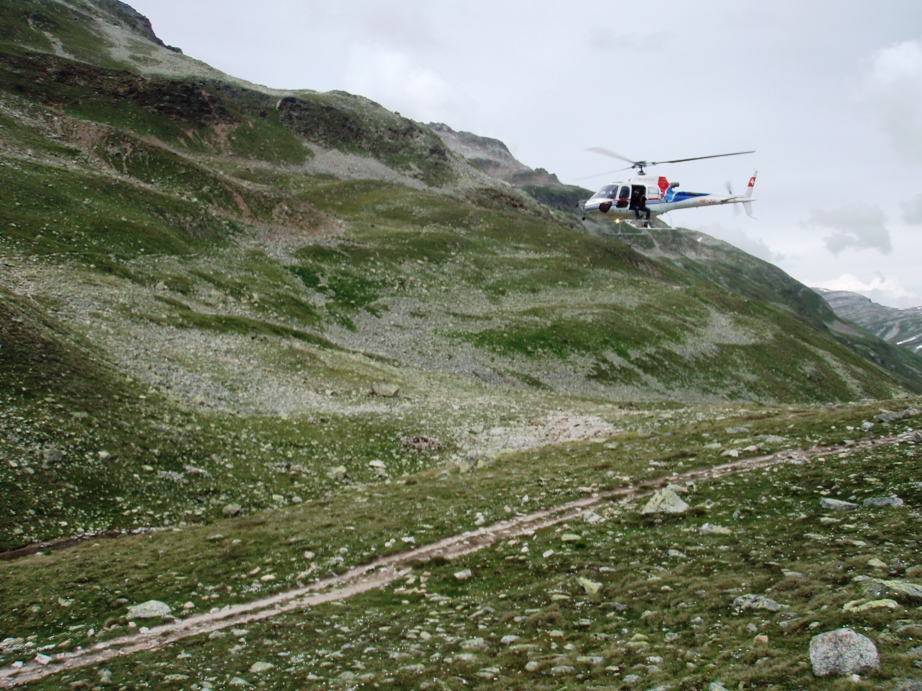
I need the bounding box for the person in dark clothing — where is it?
[634,192,651,225]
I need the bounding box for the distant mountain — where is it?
[815,289,922,354]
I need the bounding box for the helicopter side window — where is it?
[615,185,631,208]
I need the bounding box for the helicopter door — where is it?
[629,185,645,210]
[614,185,631,208]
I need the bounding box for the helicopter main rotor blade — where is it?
[650,150,755,166]
[585,147,639,165]
[573,165,635,182]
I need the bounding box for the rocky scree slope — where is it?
[607,229,922,394]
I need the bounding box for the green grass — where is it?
[4,401,920,689]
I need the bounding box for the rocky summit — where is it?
[2,2,922,690]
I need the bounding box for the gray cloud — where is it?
[315,1,443,52]
[804,204,891,255]
[859,39,922,164]
[903,193,922,225]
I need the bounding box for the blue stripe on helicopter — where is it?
[664,192,709,202]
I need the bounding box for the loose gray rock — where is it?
[582,510,603,523]
[820,498,858,510]
[327,466,349,481]
[460,637,488,651]
[863,496,903,507]
[893,680,922,691]
[127,600,172,619]
[370,382,400,398]
[733,594,785,612]
[401,435,443,451]
[550,666,575,675]
[222,503,242,517]
[700,523,732,535]
[156,470,187,484]
[860,578,922,603]
[641,488,689,515]
[809,628,879,677]
[42,448,64,464]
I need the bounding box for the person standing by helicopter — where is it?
[634,190,651,226]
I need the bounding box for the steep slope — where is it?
[611,228,922,394]
[1,0,921,549]
[817,288,922,355]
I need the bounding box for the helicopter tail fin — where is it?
[743,170,757,217]
[744,171,757,198]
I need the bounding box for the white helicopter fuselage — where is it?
[582,172,757,221]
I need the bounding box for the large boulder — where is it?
[640,488,689,515]
[860,578,922,603]
[809,628,879,677]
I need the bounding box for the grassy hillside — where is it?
[3,2,922,689]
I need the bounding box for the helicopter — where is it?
[579,148,757,228]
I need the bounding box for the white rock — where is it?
[700,523,732,535]
[641,488,689,515]
[821,498,858,510]
[578,577,602,595]
[127,600,171,619]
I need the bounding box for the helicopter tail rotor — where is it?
[726,181,742,216]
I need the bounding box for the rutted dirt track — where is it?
[1,431,914,688]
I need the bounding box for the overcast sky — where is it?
[128,0,922,308]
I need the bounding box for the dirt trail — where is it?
[1,430,914,688]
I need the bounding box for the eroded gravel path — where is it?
[1,430,915,688]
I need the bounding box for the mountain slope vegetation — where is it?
[2,2,922,689]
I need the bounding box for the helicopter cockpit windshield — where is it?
[590,184,630,201]
[589,185,619,201]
